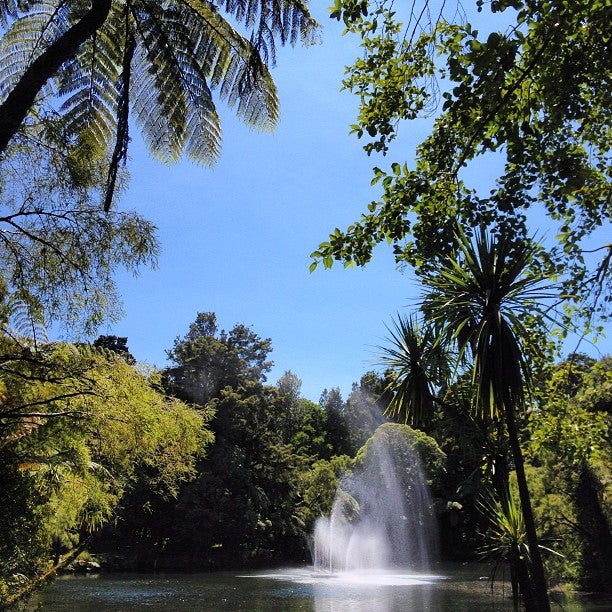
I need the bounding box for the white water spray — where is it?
[313,423,438,574]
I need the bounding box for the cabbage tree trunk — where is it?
[504,400,550,612]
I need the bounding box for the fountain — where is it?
[238,424,442,611]
[313,423,438,574]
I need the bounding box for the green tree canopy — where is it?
[0,334,211,602]
[313,0,611,335]
[164,312,273,406]
[529,355,611,591]
[166,380,308,565]
[319,386,352,456]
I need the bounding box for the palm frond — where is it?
[477,489,528,562]
[378,314,448,426]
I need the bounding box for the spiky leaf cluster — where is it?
[420,226,556,421]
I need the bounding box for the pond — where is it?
[25,565,612,611]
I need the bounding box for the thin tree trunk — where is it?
[0,0,112,153]
[572,462,612,591]
[1,537,92,607]
[504,402,550,612]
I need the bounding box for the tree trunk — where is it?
[572,462,612,591]
[504,402,550,612]
[0,0,112,153]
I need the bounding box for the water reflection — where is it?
[27,566,612,611]
[255,569,436,612]
[312,582,433,612]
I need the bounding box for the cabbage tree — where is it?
[420,226,554,611]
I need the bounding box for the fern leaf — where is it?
[176,0,279,131]
[0,0,39,29]
[58,11,123,157]
[5,291,48,347]
[0,3,66,97]
[218,0,318,61]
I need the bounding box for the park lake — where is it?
[27,565,612,611]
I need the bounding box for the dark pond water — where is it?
[26,565,612,611]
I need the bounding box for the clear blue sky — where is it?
[99,4,610,402]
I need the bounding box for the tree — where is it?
[276,369,303,442]
[312,0,611,336]
[93,335,134,363]
[132,379,309,568]
[289,398,331,459]
[380,314,520,559]
[117,314,312,567]
[320,386,351,456]
[0,335,211,603]
[529,356,611,591]
[344,372,388,453]
[164,312,273,406]
[0,0,318,207]
[419,227,553,611]
[379,226,555,609]
[0,115,158,334]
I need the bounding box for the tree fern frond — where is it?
[57,10,123,157]
[61,90,117,149]
[218,0,318,61]
[58,19,124,95]
[130,46,186,163]
[1,0,315,171]
[4,291,48,347]
[173,0,279,135]
[0,1,37,28]
[145,2,222,162]
[0,3,67,97]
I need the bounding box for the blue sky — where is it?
[100,4,610,402]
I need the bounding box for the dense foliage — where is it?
[312,0,611,336]
[307,2,610,607]
[0,307,609,605]
[0,333,210,604]
[0,2,609,605]
[528,355,611,591]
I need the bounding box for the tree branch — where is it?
[1,391,96,415]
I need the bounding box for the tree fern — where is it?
[0,0,318,204]
[2,292,48,349]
